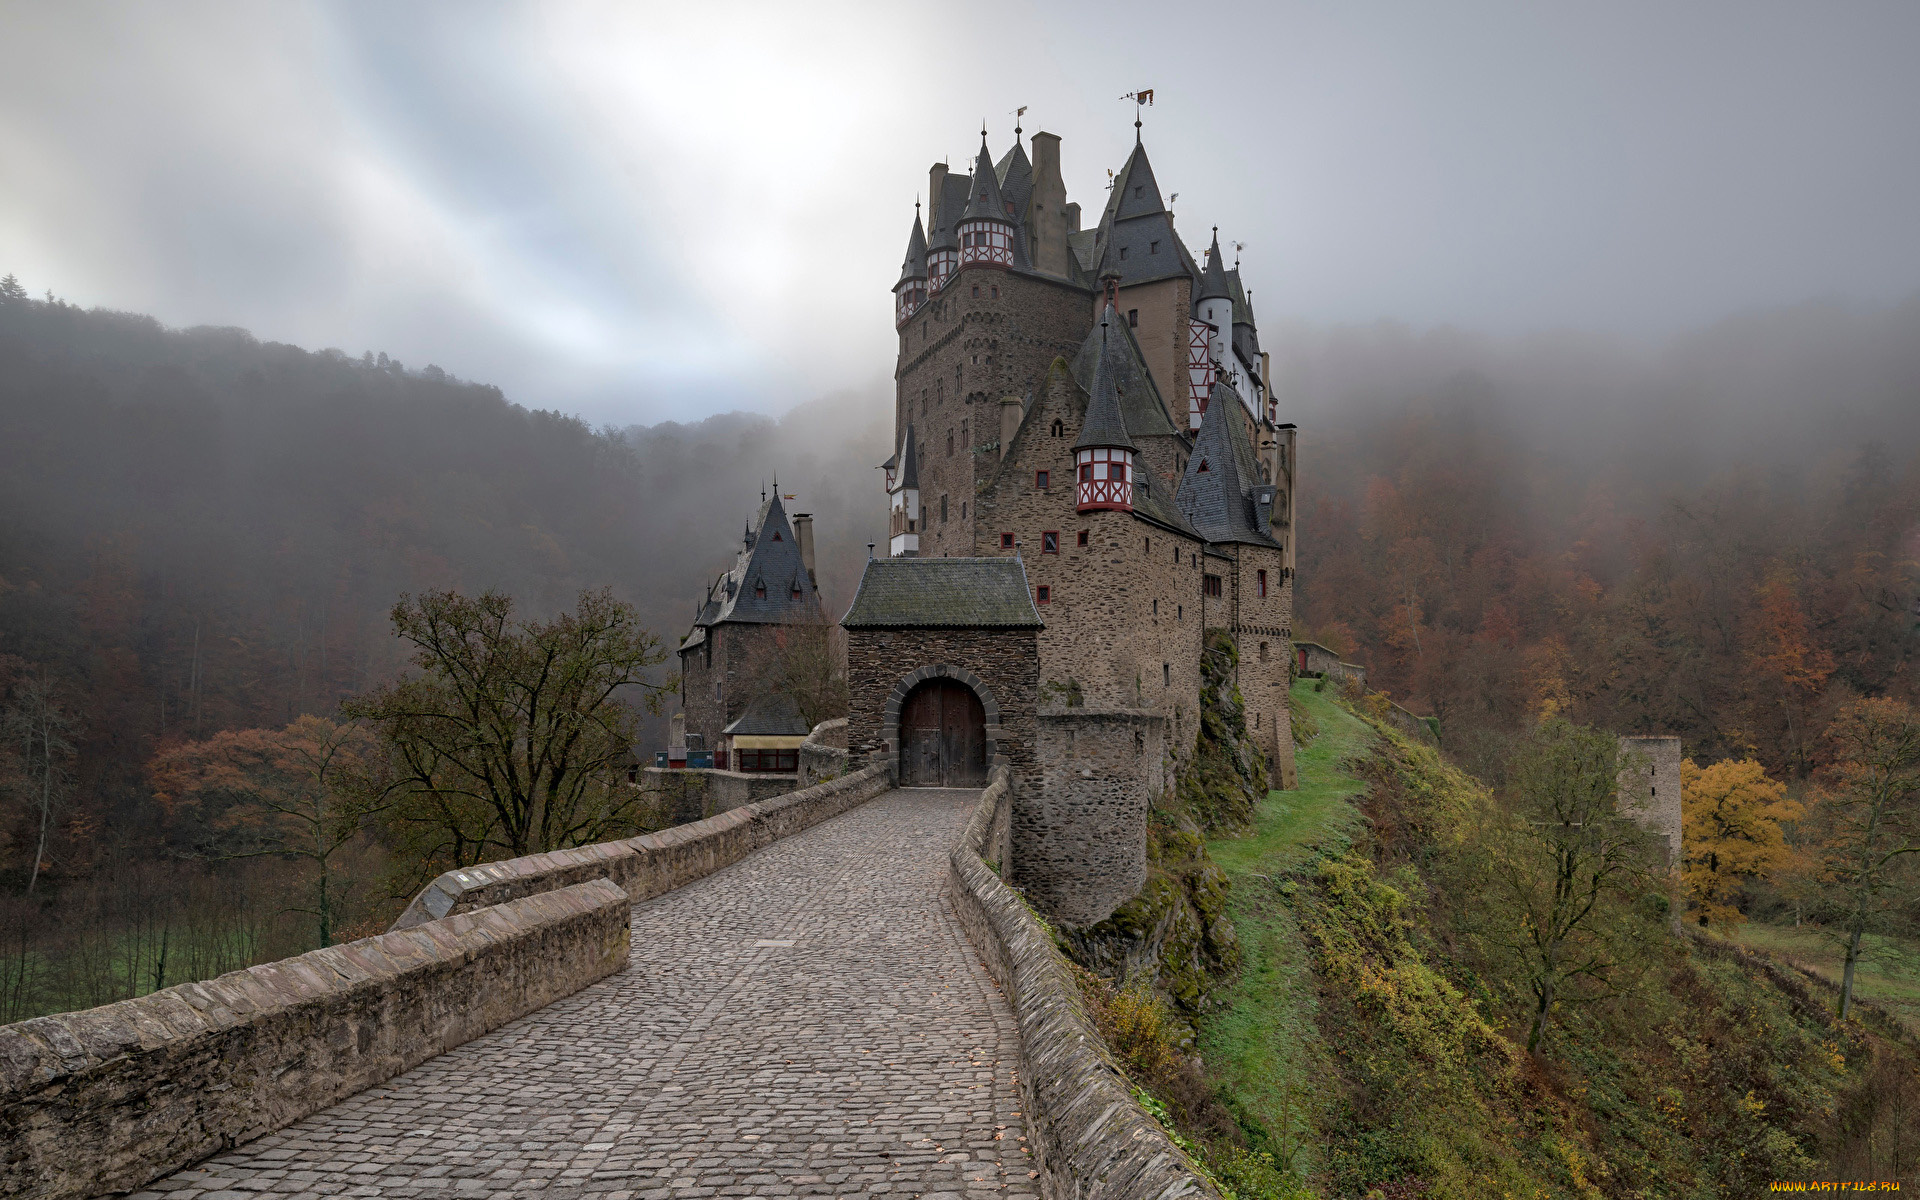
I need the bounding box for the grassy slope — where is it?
[1200,683,1372,1176]
[1732,921,1920,1031]
[1179,682,1909,1198]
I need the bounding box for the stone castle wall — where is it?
[894,266,1092,557]
[679,623,785,752]
[2,880,630,1200]
[970,361,1207,756]
[1619,735,1684,867]
[1021,709,1167,926]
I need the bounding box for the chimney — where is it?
[1028,132,1069,277]
[999,396,1023,459]
[1065,201,1081,234]
[928,161,950,229]
[793,512,817,582]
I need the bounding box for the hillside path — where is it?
[134,788,1037,1200]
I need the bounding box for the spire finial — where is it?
[1013,104,1027,139]
[760,479,766,504]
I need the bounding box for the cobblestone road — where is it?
[137,788,1036,1200]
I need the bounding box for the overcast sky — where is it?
[2,0,1916,425]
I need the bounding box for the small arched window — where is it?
[754,581,766,599]
[1050,418,1064,437]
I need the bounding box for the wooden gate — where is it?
[899,679,987,787]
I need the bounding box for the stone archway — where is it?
[898,679,985,786]
[880,663,1004,786]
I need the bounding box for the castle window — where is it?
[1042,531,1058,554]
[1001,532,1015,549]
[1173,546,1179,563]
[947,431,954,456]
[1050,418,1064,437]
[1153,599,1158,615]
[1258,569,1268,597]
[1197,458,1210,472]
[1036,585,1051,604]
[1204,574,1222,598]
[772,531,782,541]
[1164,663,1171,687]
[1119,247,1129,260]
[792,584,802,599]
[1259,642,1270,662]
[1128,309,1138,328]
[1135,186,1144,199]
[990,286,999,300]
[941,495,949,522]
[1144,537,1150,553]
[755,582,766,599]
[1149,241,1159,254]
[1036,470,1049,489]
[1178,605,1183,620]
[962,502,967,520]
[972,285,980,298]
[1077,530,1089,547]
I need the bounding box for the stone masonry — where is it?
[1619,734,1684,867]
[132,789,1039,1200]
[847,626,1039,795]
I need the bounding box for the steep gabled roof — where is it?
[842,558,1044,629]
[1175,382,1280,548]
[897,211,928,285]
[723,692,811,739]
[995,139,1033,221]
[685,492,826,631]
[1068,306,1179,441]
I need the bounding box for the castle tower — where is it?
[895,207,928,327]
[1074,312,1138,513]
[1191,231,1233,431]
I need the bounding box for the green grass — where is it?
[1729,919,1920,1030]
[1196,683,1376,1178]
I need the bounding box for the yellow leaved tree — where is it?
[1680,757,1802,928]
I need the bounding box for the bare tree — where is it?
[3,674,76,894]
[1462,718,1665,1052]
[1802,697,1920,1020]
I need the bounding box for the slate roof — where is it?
[1073,315,1138,453]
[995,140,1033,223]
[1175,381,1281,548]
[683,492,825,639]
[723,692,811,739]
[897,212,927,285]
[1197,231,1232,302]
[895,425,919,490]
[841,558,1044,629]
[928,172,970,253]
[1068,304,1181,442]
[962,137,1012,225]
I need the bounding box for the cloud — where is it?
[2,0,1917,426]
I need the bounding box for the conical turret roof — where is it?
[896,211,928,285]
[1198,229,1232,302]
[1176,382,1278,547]
[1073,311,1138,454]
[962,134,1013,225]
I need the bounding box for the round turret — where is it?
[895,205,929,327]
[958,133,1014,270]
[1074,312,1138,514]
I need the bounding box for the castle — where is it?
[679,116,1302,925]
[868,118,1299,788]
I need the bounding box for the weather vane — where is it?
[1011,105,1027,138]
[1119,89,1154,138]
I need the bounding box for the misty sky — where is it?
[2,1,1916,426]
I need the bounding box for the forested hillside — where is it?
[1286,299,1920,784]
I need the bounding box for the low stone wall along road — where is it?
[138,788,1037,1200]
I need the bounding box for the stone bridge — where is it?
[2,770,1215,1200]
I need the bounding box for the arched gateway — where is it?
[899,677,988,786]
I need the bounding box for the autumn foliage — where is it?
[1679,758,1801,928]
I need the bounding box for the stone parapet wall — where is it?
[948,768,1220,1200]
[638,765,800,825]
[391,762,894,930]
[0,879,629,1200]
[797,718,851,789]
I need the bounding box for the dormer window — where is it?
[1134,186,1143,198]
[1119,247,1129,260]
[755,582,766,599]
[772,531,782,541]
[1197,458,1210,472]
[791,584,802,599]
[1150,241,1159,254]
